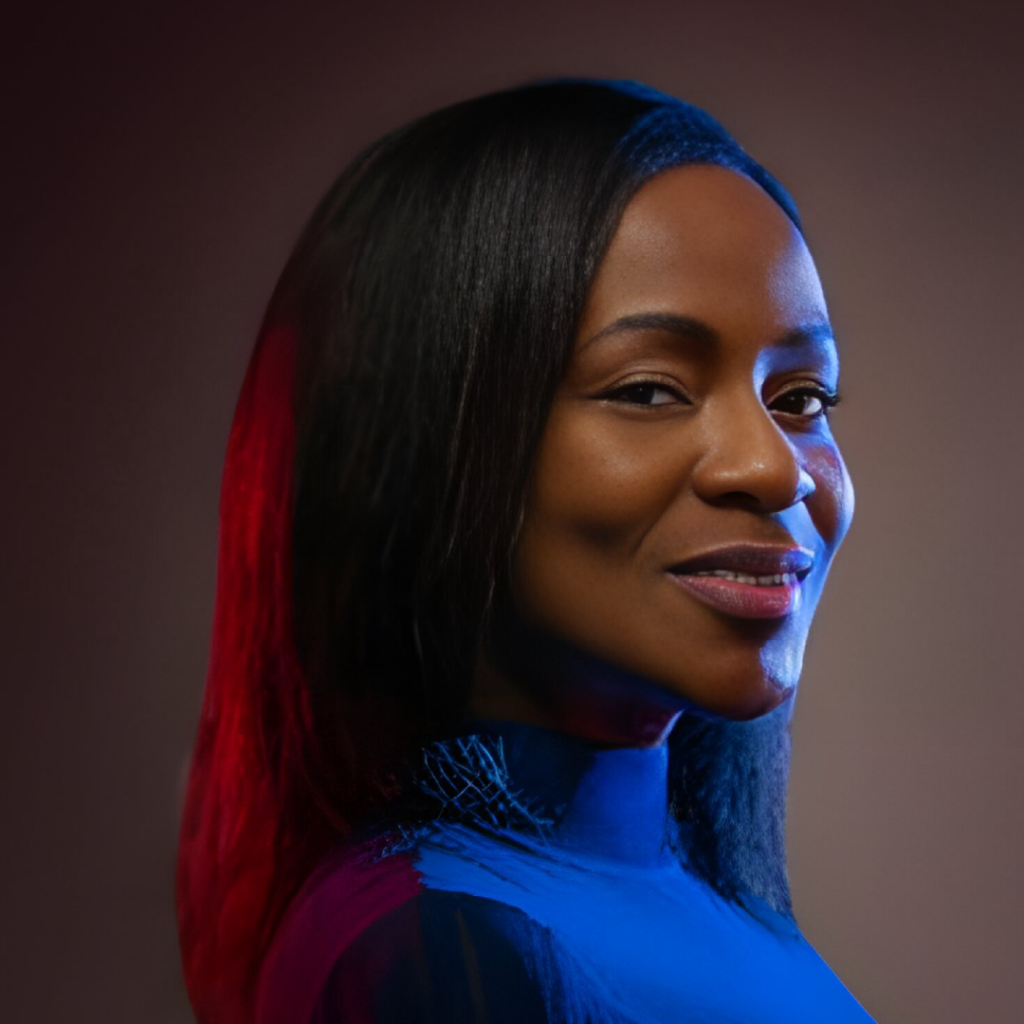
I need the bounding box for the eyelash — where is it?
[602,380,689,407]
[601,379,842,418]
[771,385,842,418]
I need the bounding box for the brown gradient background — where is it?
[3,1,1022,1021]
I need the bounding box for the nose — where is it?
[690,396,815,512]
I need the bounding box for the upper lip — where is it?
[667,543,815,579]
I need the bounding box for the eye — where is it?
[770,385,840,419]
[604,380,689,407]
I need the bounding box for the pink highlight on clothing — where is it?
[255,845,424,1024]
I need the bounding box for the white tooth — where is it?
[688,567,805,585]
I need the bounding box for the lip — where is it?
[665,543,814,620]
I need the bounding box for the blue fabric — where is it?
[312,719,877,1022]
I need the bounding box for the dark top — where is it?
[256,719,876,1023]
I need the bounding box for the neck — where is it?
[470,608,687,748]
[471,658,682,747]
[461,717,674,866]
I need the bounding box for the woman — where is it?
[177,79,875,1023]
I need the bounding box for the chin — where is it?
[679,684,794,723]
[651,649,800,723]
[730,680,796,721]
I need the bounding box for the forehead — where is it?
[578,165,827,347]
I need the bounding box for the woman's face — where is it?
[509,165,854,724]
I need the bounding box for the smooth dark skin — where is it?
[470,166,854,747]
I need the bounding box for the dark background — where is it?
[3,2,1022,1021]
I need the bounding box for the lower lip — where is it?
[667,573,802,620]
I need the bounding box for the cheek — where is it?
[807,440,855,551]
[521,409,688,553]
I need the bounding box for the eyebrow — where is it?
[581,312,836,352]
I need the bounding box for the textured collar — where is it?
[385,718,672,867]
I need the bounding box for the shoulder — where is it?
[311,888,560,1023]
[255,842,567,1024]
[255,842,421,1024]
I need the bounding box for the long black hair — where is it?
[178,78,802,1023]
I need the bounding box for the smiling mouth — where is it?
[685,569,803,587]
[665,544,814,620]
